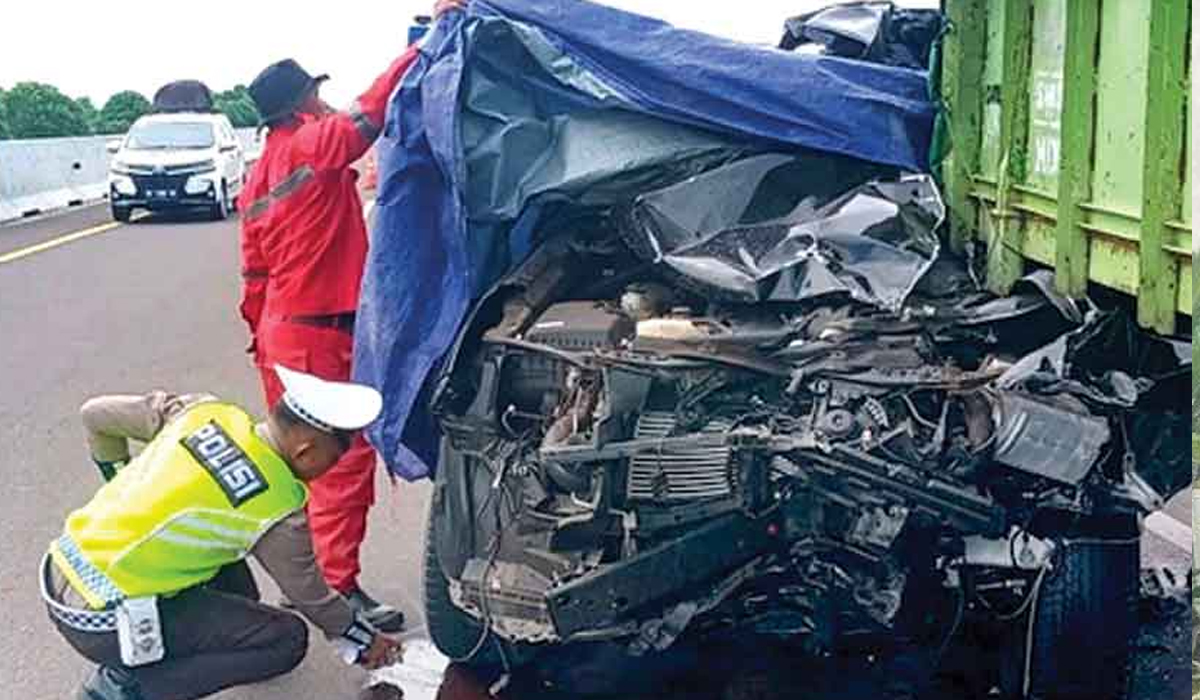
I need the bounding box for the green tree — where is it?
[75,96,99,133]
[95,90,151,135]
[4,82,92,138]
[214,85,260,128]
[0,87,10,140]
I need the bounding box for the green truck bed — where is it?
[939,0,1191,335]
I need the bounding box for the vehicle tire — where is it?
[112,205,132,223]
[422,497,519,671]
[209,182,229,221]
[999,516,1139,700]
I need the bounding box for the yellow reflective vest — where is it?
[49,401,307,609]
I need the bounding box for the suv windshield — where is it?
[125,122,215,150]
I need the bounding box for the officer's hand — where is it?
[434,0,466,18]
[361,634,402,669]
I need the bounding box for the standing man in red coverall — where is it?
[240,0,464,634]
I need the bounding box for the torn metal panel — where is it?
[622,155,944,310]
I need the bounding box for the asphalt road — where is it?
[0,203,430,700]
[0,203,1190,700]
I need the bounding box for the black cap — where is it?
[248,59,329,125]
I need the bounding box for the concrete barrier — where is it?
[0,136,112,222]
[0,127,263,223]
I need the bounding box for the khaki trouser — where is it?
[49,563,308,700]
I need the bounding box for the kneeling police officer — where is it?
[42,365,401,700]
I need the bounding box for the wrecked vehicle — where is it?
[423,153,1189,698]
[352,2,1192,699]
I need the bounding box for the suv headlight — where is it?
[111,175,136,195]
[184,175,216,195]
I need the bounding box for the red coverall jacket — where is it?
[239,45,419,329]
[237,46,419,592]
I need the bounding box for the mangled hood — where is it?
[621,154,944,310]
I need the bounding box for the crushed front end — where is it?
[423,154,1191,680]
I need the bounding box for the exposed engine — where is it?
[427,156,1189,660]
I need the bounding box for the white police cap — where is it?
[274,364,382,433]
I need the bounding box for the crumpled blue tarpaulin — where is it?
[354,0,937,479]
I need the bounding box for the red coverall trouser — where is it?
[257,316,373,594]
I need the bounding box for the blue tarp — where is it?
[354,0,938,480]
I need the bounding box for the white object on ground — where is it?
[367,637,451,700]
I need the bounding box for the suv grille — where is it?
[122,161,212,176]
[627,412,735,502]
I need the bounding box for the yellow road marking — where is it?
[0,212,148,265]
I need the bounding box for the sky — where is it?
[0,0,935,108]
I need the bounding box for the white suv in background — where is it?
[108,112,246,222]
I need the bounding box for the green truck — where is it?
[939,0,1191,336]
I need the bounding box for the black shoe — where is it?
[345,586,405,633]
[77,666,144,700]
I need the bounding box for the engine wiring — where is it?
[899,393,939,431]
[454,460,525,667]
[935,585,967,663]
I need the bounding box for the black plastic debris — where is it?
[779,1,946,71]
